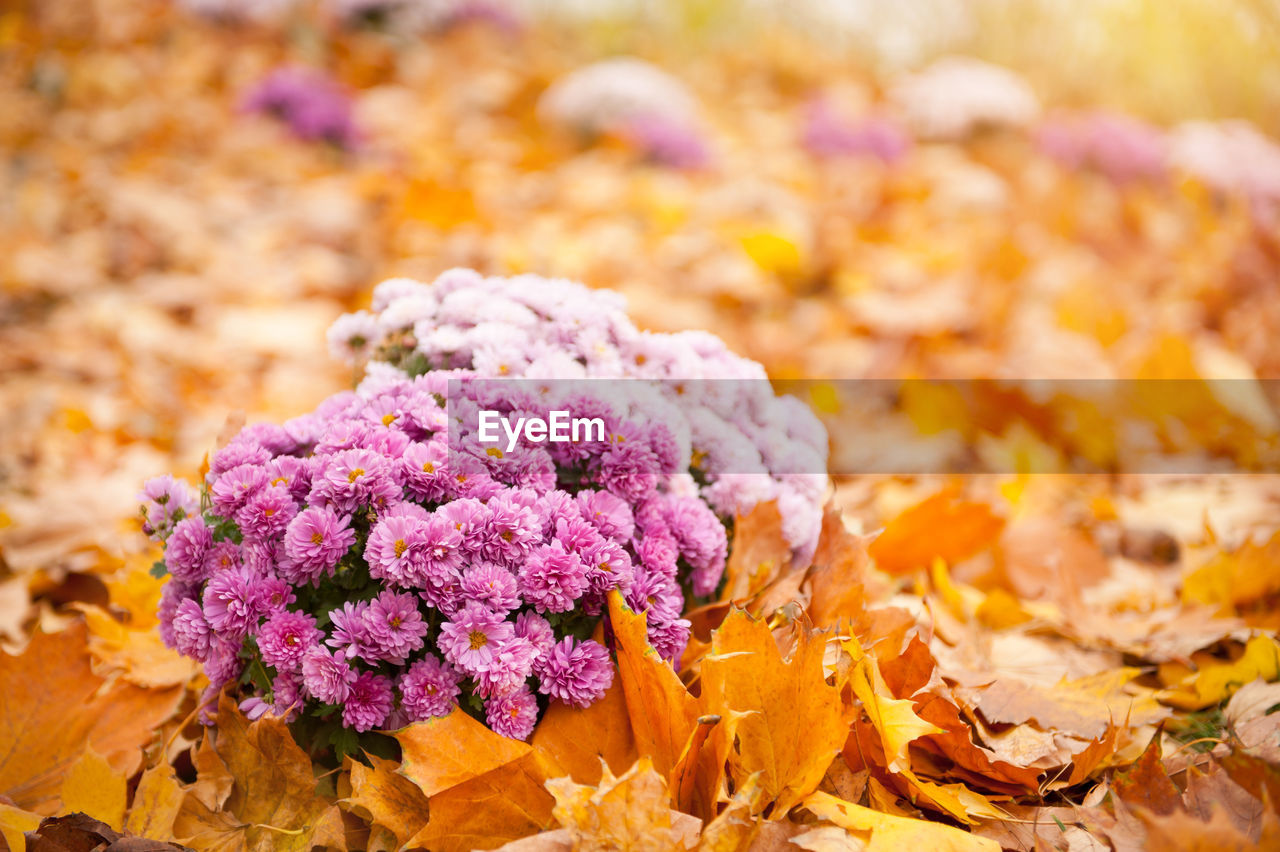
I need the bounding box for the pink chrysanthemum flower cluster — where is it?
[333,269,829,559]
[146,367,734,742]
[1036,110,1168,185]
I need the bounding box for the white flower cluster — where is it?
[537,57,701,138]
[329,269,830,559]
[889,55,1041,141]
[1171,120,1280,205]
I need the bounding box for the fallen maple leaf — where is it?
[0,803,42,852]
[396,707,532,797]
[1111,734,1182,816]
[722,502,794,602]
[1160,634,1280,710]
[531,679,638,786]
[803,505,874,629]
[401,750,558,852]
[76,602,199,689]
[60,746,128,831]
[0,622,182,814]
[845,638,942,776]
[802,791,999,851]
[606,592,699,783]
[346,754,430,850]
[961,667,1168,740]
[125,763,186,844]
[1223,678,1280,727]
[868,488,1005,576]
[24,813,191,852]
[700,610,850,817]
[172,694,346,852]
[546,757,701,851]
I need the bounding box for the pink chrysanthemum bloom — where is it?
[459,563,520,613]
[271,672,304,720]
[202,566,261,640]
[171,598,213,662]
[342,671,394,732]
[513,611,555,656]
[258,610,321,671]
[302,646,357,704]
[242,67,360,150]
[253,574,295,615]
[311,448,400,513]
[210,463,269,517]
[400,440,451,503]
[138,475,199,540]
[646,615,691,665]
[399,656,461,721]
[517,543,589,614]
[235,484,297,544]
[535,637,613,708]
[438,602,516,675]
[282,506,356,585]
[165,517,214,584]
[204,541,243,575]
[484,686,538,741]
[365,513,429,586]
[576,490,634,543]
[481,493,541,564]
[802,99,910,163]
[473,635,538,698]
[364,590,429,664]
[327,601,382,662]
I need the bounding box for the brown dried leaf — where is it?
[346,754,429,849]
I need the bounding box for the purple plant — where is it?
[1037,110,1168,185]
[802,99,911,164]
[241,67,360,150]
[146,373,728,745]
[621,113,711,170]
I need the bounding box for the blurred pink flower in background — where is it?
[241,67,360,150]
[620,113,711,170]
[802,98,911,163]
[1037,110,1168,184]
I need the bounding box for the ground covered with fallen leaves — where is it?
[4,1,1280,850]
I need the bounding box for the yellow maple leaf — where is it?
[845,638,943,776]
[547,757,701,851]
[803,791,1000,852]
[60,747,127,831]
[701,610,851,818]
[1160,634,1280,710]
